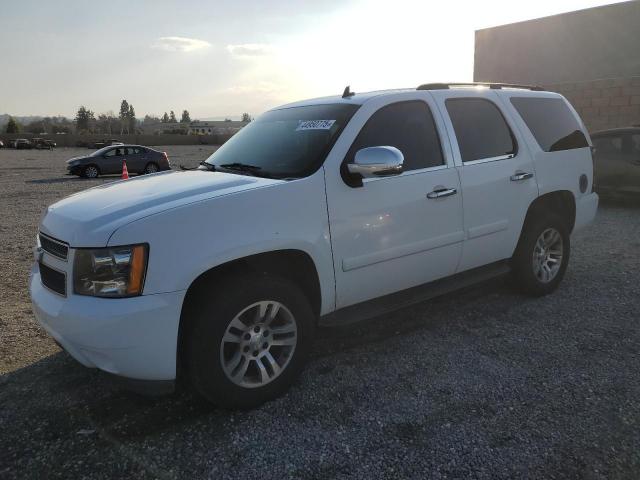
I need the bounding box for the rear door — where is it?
[592,133,630,191]
[431,89,539,271]
[629,134,640,192]
[125,147,145,172]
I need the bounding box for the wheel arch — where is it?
[176,249,322,382]
[514,190,576,256]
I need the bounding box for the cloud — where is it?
[226,43,273,57]
[153,36,211,52]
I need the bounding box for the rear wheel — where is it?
[82,165,99,178]
[186,274,315,409]
[512,214,570,296]
[143,162,159,174]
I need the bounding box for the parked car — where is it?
[32,138,56,150]
[66,145,170,178]
[90,139,124,149]
[15,139,33,149]
[591,127,640,195]
[30,83,598,408]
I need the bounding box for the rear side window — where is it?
[347,101,444,171]
[511,97,589,152]
[446,98,516,162]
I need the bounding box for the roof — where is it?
[591,127,640,137]
[273,84,557,110]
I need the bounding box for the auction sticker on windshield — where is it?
[296,120,336,131]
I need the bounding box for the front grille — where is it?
[39,233,68,261]
[39,262,67,296]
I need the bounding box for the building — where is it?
[187,120,249,135]
[474,1,640,132]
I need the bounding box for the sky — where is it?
[0,0,629,119]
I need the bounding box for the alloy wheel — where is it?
[220,300,297,388]
[532,227,563,283]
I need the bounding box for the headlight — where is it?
[73,244,148,297]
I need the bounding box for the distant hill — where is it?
[0,114,46,128]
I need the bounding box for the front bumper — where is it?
[67,165,82,175]
[29,263,186,381]
[574,192,599,231]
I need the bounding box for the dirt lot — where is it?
[1,146,640,479]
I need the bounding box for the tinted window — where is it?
[511,97,589,152]
[593,135,623,155]
[103,148,118,157]
[632,134,640,155]
[347,101,444,171]
[446,98,516,162]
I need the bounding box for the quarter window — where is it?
[446,98,516,162]
[511,97,589,152]
[347,101,444,171]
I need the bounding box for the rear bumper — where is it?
[29,263,186,381]
[574,192,599,231]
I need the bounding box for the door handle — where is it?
[510,171,534,182]
[427,188,457,199]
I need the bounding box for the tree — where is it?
[119,99,130,134]
[161,112,169,123]
[128,104,136,133]
[75,106,95,133]
[180,110,191,123]
[96,112,117,135]
[169,110,177,123]
[241,112,252,122]
[5,116,20,133]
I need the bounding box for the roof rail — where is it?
[417,82,545,92]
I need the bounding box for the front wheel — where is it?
[186,274,315,409]
[82,165,100,179]
[511,214,570,296]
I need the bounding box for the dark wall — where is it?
[474,1,640,85]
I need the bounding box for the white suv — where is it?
[30,83,598,408]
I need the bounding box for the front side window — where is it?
[103,148,118,157]
[446,98,516,162]
[511,97,589,152]
[631,134,640,156]
[205,103,359,178]
[346,101,444,171]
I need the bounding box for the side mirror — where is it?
[347,146,404,179]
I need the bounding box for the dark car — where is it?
[66,144,171,178]
[33,138,56,150]
[15,139,33,149]
[90,139,123,149]
[592,127,640,195]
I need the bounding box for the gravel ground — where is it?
[1,146,640,479]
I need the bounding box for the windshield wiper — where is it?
[219,163,262,172]
[180,161,217,171]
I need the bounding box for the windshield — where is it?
[204,103,359,178]
[91,146,112,156]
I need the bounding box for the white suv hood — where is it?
[40,170,281,246]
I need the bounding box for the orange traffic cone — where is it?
[122,160,130,180]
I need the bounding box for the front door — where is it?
[102,146,125,174]
[325,95,464,309]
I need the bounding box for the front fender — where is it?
[107,170,336,315]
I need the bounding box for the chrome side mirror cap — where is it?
[347,146,404,178]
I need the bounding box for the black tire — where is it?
[143,162,159,174]
[511,213,570,296]
[82,164,100,179]
[186,273,316,409]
